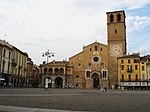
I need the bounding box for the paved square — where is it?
[0,88,150,112]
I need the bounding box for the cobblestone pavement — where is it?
[0,88,150,112]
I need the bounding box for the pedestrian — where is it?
[101,85,104,92]
[104,86,107,92]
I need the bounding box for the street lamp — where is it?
[42,50,54,89]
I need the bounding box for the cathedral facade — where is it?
[69,10,127,89]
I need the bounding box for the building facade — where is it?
[0,40,13,87]
[39,60,73,88]
[107,10,127,88]
[118,54,150,90]
[69,10,126,89]
[69,42,108,89]
[0,39,29,87]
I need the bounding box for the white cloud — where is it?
[0,0,150,64]
[127,16,150,32]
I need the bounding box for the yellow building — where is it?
[118,53,150,90]
[0,39,29,87]
[11,47,28,87]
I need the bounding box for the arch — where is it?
[48,68,53,74]
[110,14,114,22]
[44,77,52,88]
[44,68,47,74]
[91,73,100,89]
[117,13,121,22]
[60,68,64,74]
[55,77,63,88]
[54,68,59,74]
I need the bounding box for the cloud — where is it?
[0,0,150,64]
[127,15,150,32]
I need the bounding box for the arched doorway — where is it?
[55,77,63,88]
[44,77,52,88]
[92,73,100,89]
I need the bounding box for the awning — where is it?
[0,78,5,81]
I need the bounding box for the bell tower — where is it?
[106,10,127,88]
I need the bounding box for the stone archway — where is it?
[44,77,52,88]
[91,73,100,89]
[55,77,63,88]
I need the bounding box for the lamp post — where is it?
[42,49,54,89]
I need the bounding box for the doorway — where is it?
[92,73,100,89]
[55,77,63,88]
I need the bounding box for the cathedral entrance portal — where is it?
[92,73,100,89]
[55,77,63,88]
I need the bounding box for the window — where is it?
[90,48,92,51]
[8,52,11,59]
[101,48,103,51]
[135,74,138,81]
[142,66,144,71]
[48,68,53,74]
[128,59,130,63]
[93,57,99,62]
[115,29,117,33]
[95,46,98,51]
[0,47,2,54]
[122,74,124,81]
[60,68,64,74]
[86,71,90,78]
[7,61,10,74]
[117,13,121,21]
[135,65,138,70]
[54,68,59,74]
[127,65,132,70]
[76,75,79,78]
[110,14,114,22]
[121,65,124,70]
[3,49,6,57]
[121,60,124,64]
[128,74,131,81]
[102,71,107,79]
[142,74,145,81]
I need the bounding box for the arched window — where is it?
[48,68,53,74]
[54,68,59,74]
[117,13,121,22]
[110,14,114,22]
[44,68,47,74]
[95,46,98,51]
[60,68,64,74]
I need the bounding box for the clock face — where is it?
[110,44,122,56]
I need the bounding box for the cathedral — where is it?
[40,10,127,89]
[69,10,126,89]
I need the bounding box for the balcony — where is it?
[127,69,132,73]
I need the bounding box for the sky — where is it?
[0,0,150,65]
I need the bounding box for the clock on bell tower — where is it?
[106,10,127,88]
